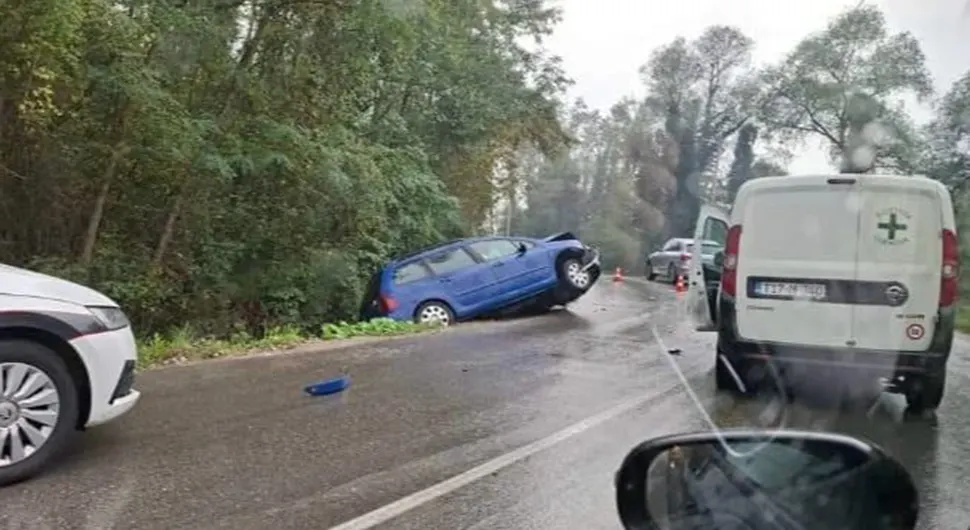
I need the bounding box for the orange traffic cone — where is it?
[675,275,686,295]
[613,267,623,282]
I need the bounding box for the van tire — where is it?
[906,372,946,412]
[0,339,80,487]
[714,349,749,395]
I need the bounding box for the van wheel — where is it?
[906,372,946,413]
[714,343,750,395]
[414,301,454,326]
[0,340,80,487]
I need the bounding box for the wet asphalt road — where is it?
[1,279,969,529]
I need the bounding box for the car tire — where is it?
[666,263,677,284]
[646,261,656,281]
[906,372,946,413]
[414,300,455,327]
[0,339,80,487]
[558,257,592,292]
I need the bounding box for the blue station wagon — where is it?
[360,233,601,325]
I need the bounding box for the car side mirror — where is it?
[614,430,919,530]
[517,242,528,254]
[712,251,724,269]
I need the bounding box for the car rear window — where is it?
[426,248,477,276]
[469,240,520,261]
[393,262,430,285]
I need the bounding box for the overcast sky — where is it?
[544,0,970,173]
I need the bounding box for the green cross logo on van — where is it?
[875,208,912,245]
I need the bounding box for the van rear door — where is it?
[735,176,860,348]
[852,176,943,352]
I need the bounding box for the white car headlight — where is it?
[87,306,130,331]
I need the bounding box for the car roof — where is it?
[392,240,464,264]
[391,235,530,265]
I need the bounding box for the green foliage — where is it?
[0,0,567,339]
[138,318,438,369]
[759,4,932,173]
[321,318,440,340]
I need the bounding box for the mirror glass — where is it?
[641,437,907,529]
[712,251,724,269]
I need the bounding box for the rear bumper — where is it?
[716,296,953,378]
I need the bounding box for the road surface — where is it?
[0,279,966,529]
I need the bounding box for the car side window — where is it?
[393,262,431,285]
[702,218,729,246]
[468,240,520,262]
[662,240,679,252]
[426,248,477,276]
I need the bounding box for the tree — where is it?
[640,26,760,237]
[923,70,970,190]
[0,0,570,336]
[760,4,932,173]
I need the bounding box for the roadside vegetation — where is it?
[3,1,970,354]
[138,318,440,369]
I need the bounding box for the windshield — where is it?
[0,0,966,528]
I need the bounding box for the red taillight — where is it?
[721,225,742,297]
[940,228,959,307]
[379,293,399,313]
[680,253,690,262]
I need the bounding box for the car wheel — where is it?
[906,372,945,413]
[0,339,80,487]
[666,263,677,284]
[559,257,591,291]
[646,261,656,281]
[414,301,455,326]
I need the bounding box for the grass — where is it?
[136,318,441,370]
[956,304,970,334]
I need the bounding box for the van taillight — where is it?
[721,225,742,297]
[379,293,399,313]
[940,229,959,307]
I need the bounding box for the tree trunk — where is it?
[79,145,127,265]
[153,193,184,267]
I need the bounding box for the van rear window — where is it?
[393,262,430,285]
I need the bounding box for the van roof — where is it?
[740,173,947,195]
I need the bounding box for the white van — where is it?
[0,264,140,486]
[686,174,958,412]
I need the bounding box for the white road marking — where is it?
[327,392,655,530]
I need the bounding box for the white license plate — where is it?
[754,282,827,300]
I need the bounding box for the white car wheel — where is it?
[0,340,79,487]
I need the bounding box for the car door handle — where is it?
[439,277,452,283]
[492,262,505,267]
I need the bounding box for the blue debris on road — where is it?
[305,374,351,396]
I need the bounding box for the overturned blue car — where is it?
[359,233,601,325]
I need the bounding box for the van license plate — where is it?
[754,282,826,300]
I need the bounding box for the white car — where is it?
[0,264,140,486]
[687,174,957,413]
